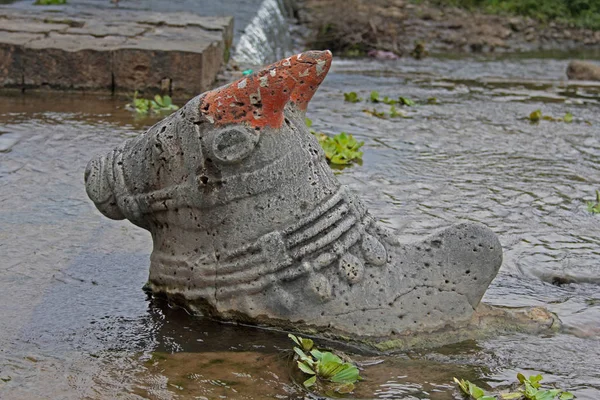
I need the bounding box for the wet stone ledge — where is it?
[0,8,233,95]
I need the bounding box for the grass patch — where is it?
[421,0,600,30]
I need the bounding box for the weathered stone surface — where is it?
[84,51,505,348]
[0,8,233,94]
[567,60,600,81]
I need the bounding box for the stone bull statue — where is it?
[85,51,512,348]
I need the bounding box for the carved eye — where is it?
[212,127,259,163]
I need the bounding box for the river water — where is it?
[1,1,600,397]
[1,52,599,399]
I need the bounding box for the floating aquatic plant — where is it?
[528,109,574,123]
[587,190,600,214]
[454,373,574,400]
[343,91,362,103]
[306,118,364,165]
[126,92,179,116]
[289,333,361,394]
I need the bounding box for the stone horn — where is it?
[85,50,503,349]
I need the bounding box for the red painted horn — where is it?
[199,50,332,130]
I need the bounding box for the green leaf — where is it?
[500,392,523,399]
[529,374,543,389]
[469,381,486,398]
[564,112,573,123]
[293,347,313,365]
[162,95,173,107]
[297,361,316,375]
[480,396,498,400]
[525,381,539,397]
[303,375,316,388]
[517,373,527,384]
[529,109,542,122]
[399,96,416,106]
[370,90,380,103]
[305,118,313,128]
[534,389,559,400]
[310,349,324,360]
[559,392,574,400]
[300,337,314,352]
[382,96,398,105]
[344,92,361,103]
[330,364,360,383]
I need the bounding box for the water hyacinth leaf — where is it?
[288,333,301,347]
[297,361,316,375]
[370,90,380,103]
[529,374,543,389]
[480,396,497,400]
[382,96,398,105]
[294,347,313,364]
[390,105,404,118]
[399,96,416,106]
[330,364,360,383]
[454,377,470,395]
[344,92,362,103]
[517,373,527,384]
[469,381,486,398]
[310,349,324,360]
[529,109,542,122]
[300,337,314,352]
[303,375,317,388]
[500,392,522,399]
[319,351,344,368]
[559,392,575,400]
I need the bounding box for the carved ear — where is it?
[199,50,332,130]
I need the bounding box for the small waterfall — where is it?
[234,0,295,66]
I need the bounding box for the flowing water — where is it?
[1,53,600,399]
[1,1,600,397]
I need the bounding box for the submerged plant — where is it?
[587,190,600,214]
[306,118,364,165]
[126,92,179,116]
[289,333,361,394]
[454,373,574,400]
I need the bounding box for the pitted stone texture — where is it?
[85,51,503,346]
[567,60,600,81]
[0,8,233,94]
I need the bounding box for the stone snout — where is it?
[85,50,507,348]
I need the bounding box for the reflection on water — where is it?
[1,55,599,399]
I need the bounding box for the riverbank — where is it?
[296,0,600,56]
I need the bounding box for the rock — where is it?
[85,51,506,348]
[0,8,233,95]
[567,60,600,81]
[367,50,399,60]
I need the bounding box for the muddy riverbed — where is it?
[1,54,600,399]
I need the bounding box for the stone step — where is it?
[0,7,233,95]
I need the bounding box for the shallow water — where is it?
[1,55,600,399]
